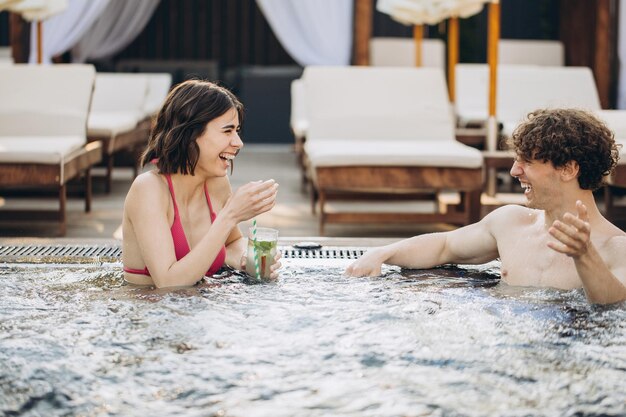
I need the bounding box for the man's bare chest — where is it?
[496,233,581,290]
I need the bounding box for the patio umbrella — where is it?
[1,0,68,64]
[376,0,488,99]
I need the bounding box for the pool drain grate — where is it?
[0,244,366,264]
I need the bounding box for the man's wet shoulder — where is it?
[488,204,537,223]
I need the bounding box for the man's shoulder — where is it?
[485,204,536,224]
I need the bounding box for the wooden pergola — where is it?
[352,0,617,109]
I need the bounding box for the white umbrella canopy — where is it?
[0,0,25,10]
[377,0,488,25]
[5,0,68,21]
[1,0,69,63]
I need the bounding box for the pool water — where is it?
[0,260,624,417]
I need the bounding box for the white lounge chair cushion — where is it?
[0,135,86,164]
[91,73,149,113]
[290,79,308,139]
[0,64,95,137]
[305,67,455,142]
[305,139,483,169]
[143,73,172,117]
[455,65,602,130]
[369,38,445,69]
[88,111,141,137]
[498,40,564,66]
[292,120,309,140]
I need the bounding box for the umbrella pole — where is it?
[37,20,42,64]
[447,17,459,102]
[413,24,422,67]
[486,0,500,196]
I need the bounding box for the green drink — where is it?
[246,227,278,280]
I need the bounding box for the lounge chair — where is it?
[0,64,102,235]
[87,73,151,193]
[143,73,172,120]
[0,47,12,65]
[302,66,484,235]
[455,65,601,137]
[498,40,565,66]
[594,110,626,218]
[369,37,445,69]
[290,78,308,185]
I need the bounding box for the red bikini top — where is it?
[124,174,226,277]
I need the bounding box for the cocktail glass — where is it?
[246,227,278,280]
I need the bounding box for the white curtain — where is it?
[28,0,110,64]
[72,0,160,63]
[618,0,626,109]
[256,0,353,66]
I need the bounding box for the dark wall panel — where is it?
[116,0,295,69]
[0,12,9,46]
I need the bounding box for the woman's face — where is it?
[195,107,243,177]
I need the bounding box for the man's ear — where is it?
[560,160,580,182]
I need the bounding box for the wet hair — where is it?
[509,108,620,190]
[141,79,243,175]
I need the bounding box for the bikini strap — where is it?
[165,174,181,218]
[203,183,216,218]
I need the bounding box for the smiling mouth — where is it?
[219,153,235,162]
[520,182,532,194]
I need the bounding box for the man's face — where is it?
[510,157,561,209]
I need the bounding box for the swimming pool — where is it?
[0,244,625,416]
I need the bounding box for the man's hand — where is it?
[344,248,386,277]
[547,200,591,259]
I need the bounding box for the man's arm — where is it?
[548,200,626,304]
[344,209,502,277]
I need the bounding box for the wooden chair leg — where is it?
[604,186,614,218]
[105,154,114,194]
[467,190,482,223]
[59,184,67,236]
[84,168,92,213]
[310,186,318,215]
[318,191,326,236]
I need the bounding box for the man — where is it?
[345,108,626,304]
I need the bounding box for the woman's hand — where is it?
[240,250,283,281]
[223,180,279,223]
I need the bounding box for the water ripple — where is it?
[0,263,624,416]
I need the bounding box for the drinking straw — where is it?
[252,218,261,280]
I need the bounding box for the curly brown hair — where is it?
[510,108,620,190]
[141,79,243,175]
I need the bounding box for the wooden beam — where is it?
[559,0,617,109]
[414,25,423,66]
[9,12,30,63]
[353,0,373,65]
[487,1,500,117]
[447,17,459,102]
[594,0,611,108]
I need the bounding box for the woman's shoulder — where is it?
[125,171,169,209]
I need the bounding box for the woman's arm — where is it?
[126,174,278,288]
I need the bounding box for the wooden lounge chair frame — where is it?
[0,64,103,235]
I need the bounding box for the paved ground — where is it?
[0,145,456,241]
[1,144,624,241]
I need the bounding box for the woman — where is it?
[122,80,280,288]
